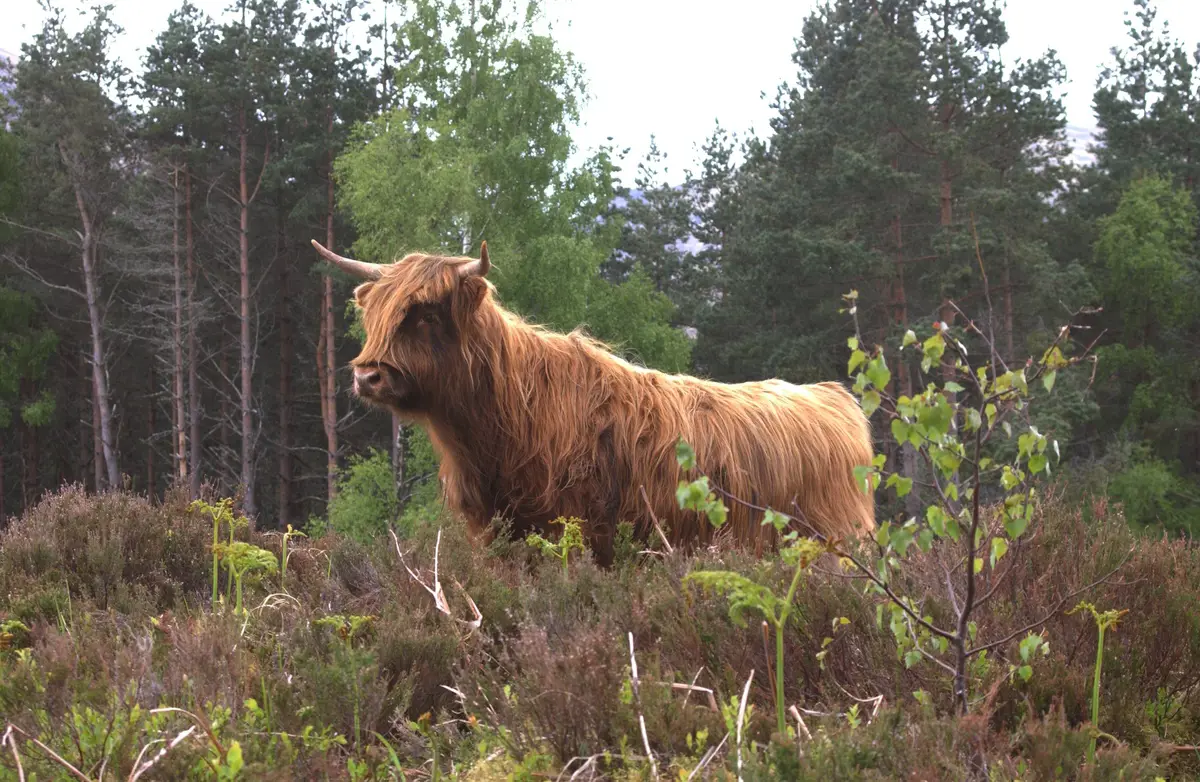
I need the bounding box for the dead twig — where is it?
[128,725,197,782]
[2,726,26,782]
[736,670,755,782]
[659,681,720,713]
[685,731,730,781]
[390,527,450,615]
[3,723,90,782]
[641,485,674,554]
[627,632,657,779]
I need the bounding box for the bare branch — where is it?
[627,632,657,779]
[967,551,1133,658]
[1,252,85,299]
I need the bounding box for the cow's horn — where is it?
[458,241,491,278]
[311,239,383,281]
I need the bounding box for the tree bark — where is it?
[392,414,406,503]
[323,113,339,503]
[147,364,156,501]
[0,433,5,522]
[186,164,202,499]
[172,166,188,485]
[1002,259,1014,364]
[92,371,103,491]
[71,190,120,489]
[238,106,256,518]
[278,221,294,528]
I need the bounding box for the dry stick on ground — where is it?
[685,731,730,782]
[128,725,198,782]
[627,632,657,779]
[2,726,25,782]
[389,527,450,615]
[660,682,720,713]
[736,669,755,782]
[2,724,89,782]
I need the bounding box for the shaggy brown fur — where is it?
[319,241,876,565]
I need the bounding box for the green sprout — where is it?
[212,542,278,615]
[526,516,587,574]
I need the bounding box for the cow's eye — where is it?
[419,311,438,325]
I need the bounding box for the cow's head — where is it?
[311,239,493,415]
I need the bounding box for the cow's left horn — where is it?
[457,241,490,278]
[311,239,383,281]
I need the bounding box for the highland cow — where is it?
[313,239,876,565]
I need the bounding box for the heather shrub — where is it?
[0,484,211,614]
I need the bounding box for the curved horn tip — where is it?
[310,238,384,281]
[479,241,490,274]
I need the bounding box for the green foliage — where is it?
[211,541,277,615]
[1095,175,1198,340]
[0,288,58,431]
[525,517,586,574]
[334,0,689,373]
[325,448,401,543]
[1108,451,1200,536]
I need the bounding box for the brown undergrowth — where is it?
[1,484,1197,780]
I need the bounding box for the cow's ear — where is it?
[461,276,488,309]
[353,282,375,306]
[453,276,489,325]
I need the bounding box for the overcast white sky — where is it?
[4,0,1200,179]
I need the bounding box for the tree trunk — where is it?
[59,140,119,490]
[147,364,156,501]
[392,415,406,503]
[186,164,202,499]
[1002,259,1014,364]
[238,106,256,518]
[0,434,5,522]
[220,347,231,477]
[172,167,188,485]
[81,233,120,489]
[892,211,921,518]
[323,116,339,503]
[278,221,294,529]
[92,371,103,491]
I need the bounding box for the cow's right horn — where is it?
[457,241,491,278]
[311,239,384,281]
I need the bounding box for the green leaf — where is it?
[926,506,947,538]
[1004,506,1029,539]
[944,381,965,393]
[902,329,917,348]
[875,521,891,548]
[916,528,933,552]
[891,419,910,445]
[1028,454,1047,475]
[904,650,923,668]
[985,403,997,428]
[848,349,868,375]
[1018,665,1033,682]
[861,389,882,417]
[866,357,891,391]
[676,439,697,471]
[1042,370,1056,392]
[847,336,859,351]
[990,536,1009,568]
[761,509,788,532]
[973,557,984,574]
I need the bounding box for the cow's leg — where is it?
[585,426,622,569]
